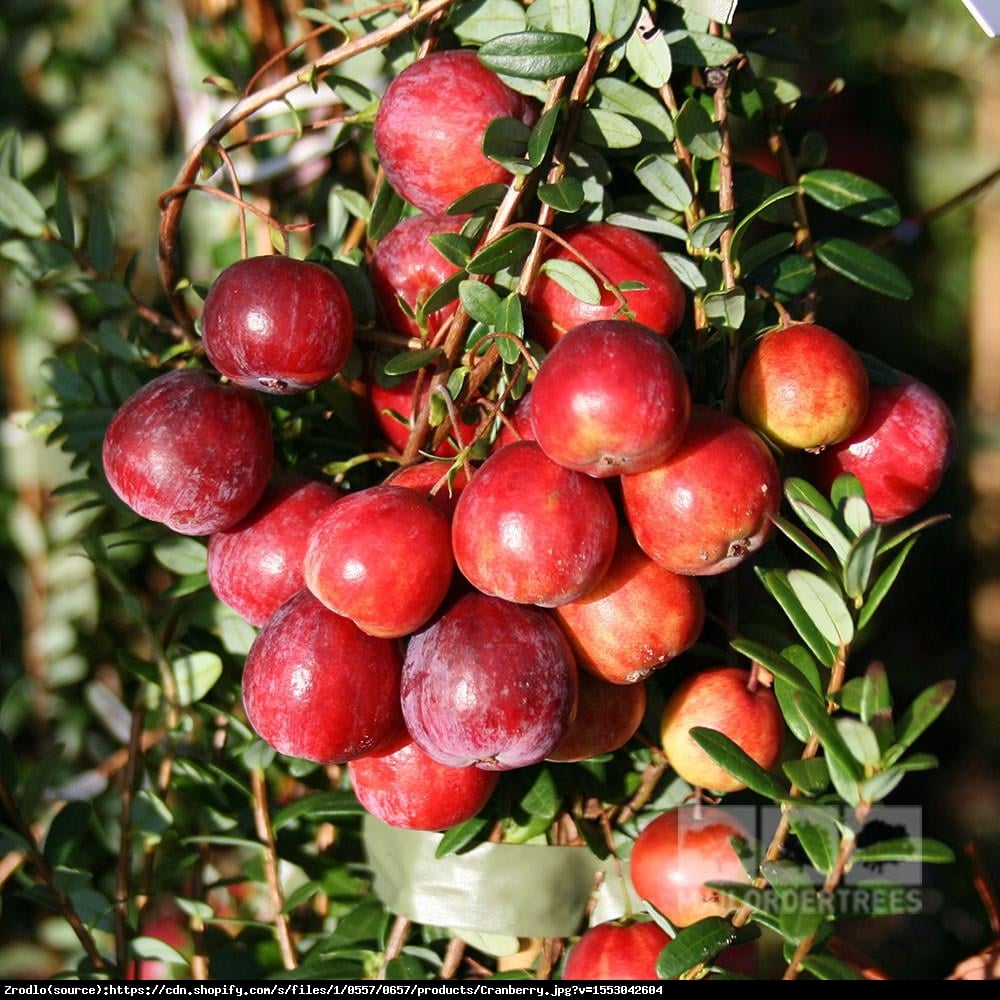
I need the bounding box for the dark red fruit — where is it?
[547,671,646,763]
[388,461,471,519]
[563,920,670,980]
[370,372,477,458]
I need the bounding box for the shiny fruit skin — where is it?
[629,807,752,927]
[562,920,669,980]
[304,485,453,638]
[660,667,783,793]
[530,320,690,478]
[451,441,618,607]
[207,475,341,626]
[373,50,537,215]
[369,213,465,338]
[547,671,646,762]
[622,406,780,576]
[401,592,578,770]
[553,533,704,684]
[102,369,272,536]
[738,323,869,450]
[370,372,477,458]
[242,590,406,763]
[388,460,471,519]
[525,223,685,350]
[494,389,537,450]
[348,740,499,831]
[807,375,955,523]
[202,256,353,394]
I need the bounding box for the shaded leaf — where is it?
[667,29,739,66]
[792,693,864,784]
[857,538,917,633]
[452,0,528,44]
[0,175,47,237]
[703,287,745,330]
[783,758,830,796]
[635,155,692,212]
[577,108,643,149]
[757,568,838,667]
[836,719,881,768]
[171,651,223,706]
[528,102,563,166]
[368,181,405,241]
[891,680,955,758]
[467,229,534,274]
[690,211,733,249]
[656,917,752,978]
[592,0,640,41]
[675,98,722,159]
[538,177,585,213]
[800,170,900,227]
[730,638,818,696]
[662,251,706,291]
[852,837,954,866]
[459,280,501,326]
[816,238,913,300]
[800,954,865,980]
[689,727,790,799]
[842,525,881,599]
[435,816,491,858]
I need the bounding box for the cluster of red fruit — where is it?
[100,48,955,953]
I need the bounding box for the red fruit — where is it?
[547,671,646,763]
[630,807,752,927]
[622,406,780,576]
[369,213,466,338]
[126,901,189,980]
[374,50,537,215]
[242,590,406,763]
[201,256,353,393]
[660,667,783,793]
[525,223,685,350]
[553,534,704,685]
[530,320,690,477]
[401,592,577,770]
[370,372,477,458]
[451,441,618,606]
[102,369,272,536]
[807,375,955,523]
[388,460,471,518]
[738,323,869,450]
[207,475,341,626]
[563,920,669,980]
[304,485,453,638]
[348,739,499,831]
[495,389,537,449]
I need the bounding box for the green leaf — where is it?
[756,253,816,297]
[577,108,643,149]
[129,935,188,967]
[788,807,840,875]
[592,0,640,42]
[800,170,900,227]
[494,293,525,363]
[547,0,591,39]
[800,954,865,980]
[452,0,528,44]
[635,155,692,213]
[85,203,115,273]
[369,180,405,240]
[272,791,364,831]
[446,184,508,216]
[131,788,173,842]
[418,272,464,322]
[852,837,955,866]
[21,745,66,823]
[593,78,674,142]
[606,210,687,242]
[690,211,733,249]
[769,515,837,574]
[153,536,207,576]
[528,102,563,166]
[662,251,706,291]
[482,117,533,174]
[891,680,955,758]
[836,719,881,768]
[539,259,601,304]
[625,19,673,88]
[383,348,443,378]
[792,693,864,784]
[43,802,91,868]
[761,859,827,943]
[170,651,223,706]
[667,29,739,66]
[786,569,854,647]
[839,495,873,540]
[434,816,491,858]
[842,525,881,600]
[857,537,916,634]
[0,175,47,237]
[428,232,472,268]
[703,287,745,330]
[478,31,588,80]
[467,229,534,274]
[656,917,750,978]
[520,767,560,819]
[54,175,75,247]
[816,238,913,300]
[0,128,23,178]
[459,280,501,326]
[282,880,325,914]
[537,177,585,213]
[730,187,798,263]
[783,758,830,796]
[689,727,790,799]
[757,569,837,668]
[676,98,722,159]
[730,638,818,696]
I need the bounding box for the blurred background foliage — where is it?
[0,0,998,979]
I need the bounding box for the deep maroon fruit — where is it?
[373,50,537,215]
[201,255,353,394]
[348,740,499,831]
[242,590,406,763]
[451,441,618,606]
[207,475,341,626]
[530,320,690,477]
[304,484,454,638]
[401,592,578,770]
[102,369,272,536]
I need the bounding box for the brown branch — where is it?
[377,914,411,979]
[114,702,147,971]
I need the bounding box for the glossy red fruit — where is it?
[207,475,341,626]
[630,807,752,927]
[547,671,646,763]
[807,375,955,523]
[401,592,577,770]
[622,406,780,576]
[242,590,406,763]
[369,214,466,338]
[348,739,499,831]
[738,323,869,450]
[452,441,618,606]
[304,485,453,638]
[370,372,477,458]
[201,256,353,393]
[494,389,537,450]
[373,50,537,215]
[102,369,272,536]
[525,223,685,350]
[553,534,704,685]
[388,461,471,519]
[660,667,783,793]
[563,920,669,981]
[530,320,690,477]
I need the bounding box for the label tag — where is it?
[671,0,741,25]
[962,0,1000,36]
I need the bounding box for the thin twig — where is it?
[377,914,411,979]
[114,702,147,972]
